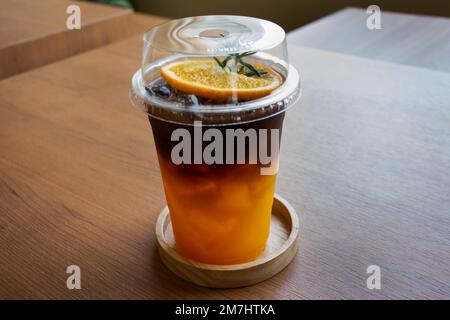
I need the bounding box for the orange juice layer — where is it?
[160,161,276,265]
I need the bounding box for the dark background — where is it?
[130,0,450,31]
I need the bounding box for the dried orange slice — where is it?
[160,59,282,102]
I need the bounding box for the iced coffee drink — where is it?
[130,16,300,265]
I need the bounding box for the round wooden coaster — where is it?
[155,193,299,288]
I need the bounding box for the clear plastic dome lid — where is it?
[143,15,286,56]
[130,15,301,125]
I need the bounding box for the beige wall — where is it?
[131,0,450,31]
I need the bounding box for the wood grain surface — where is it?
[0,36,449,299]
[288,7,450,73]
[0,0,167,79]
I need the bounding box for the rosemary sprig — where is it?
[239,60,262,77]
[245,69,268,77]
[213,51,267,77]
[239,51,257,57]
[213,57,224,68]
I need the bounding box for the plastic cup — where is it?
[130,15,301,265]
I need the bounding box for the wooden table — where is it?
[0,34,449,299]
[0,0,166,79]
[288,7,450,73]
